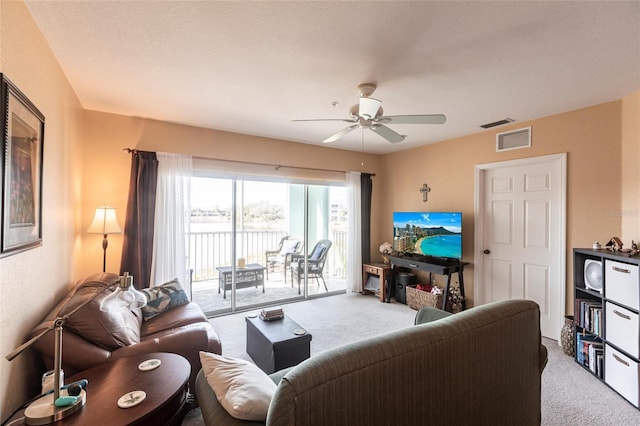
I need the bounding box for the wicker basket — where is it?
[406,285,444,311]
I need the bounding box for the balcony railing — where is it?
[187,230,347,282]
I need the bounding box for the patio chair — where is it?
[265,236,302,283]
[290,239,332,294]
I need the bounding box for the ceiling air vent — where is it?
[480,118,514,129]
[496,127,531,152]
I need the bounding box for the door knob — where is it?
[483,249,491,254]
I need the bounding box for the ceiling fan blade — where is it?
[359,97,382,119]
[379,114,447,125]
[292,118,356,123]
[323,124,359,143]
[370,124,405,143]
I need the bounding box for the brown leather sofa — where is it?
[29,272,221,401]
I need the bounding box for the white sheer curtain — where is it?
[151,153,192,298]
[346,171,362,292]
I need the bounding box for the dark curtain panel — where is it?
[120,151,158,289]
[360,173,373,264]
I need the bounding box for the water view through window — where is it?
[188,177,347,315]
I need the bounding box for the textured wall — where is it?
[621,91,640,243]
[0,1,84,420]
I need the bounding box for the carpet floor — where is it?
[183,293,640,425]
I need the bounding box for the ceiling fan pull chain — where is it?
[361,127,365,166]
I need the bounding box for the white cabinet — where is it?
[605,259,639,310]
[605,302,639,358]
[573,249,640,410]
[605,344,639,408]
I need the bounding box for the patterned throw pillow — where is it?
[141,278,189,320]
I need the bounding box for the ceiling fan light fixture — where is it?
[359,97,382,119]
[357,82,377,98]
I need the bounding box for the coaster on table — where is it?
[293,329,306,335]
[117,390,146,408]
[138,359,161,371]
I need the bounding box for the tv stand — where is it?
[388,254,467,311]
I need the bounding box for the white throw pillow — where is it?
[279,239,299,255]
[199,351,276,421]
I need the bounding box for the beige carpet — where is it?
[183,293,639,425]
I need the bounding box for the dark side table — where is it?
[6,352,190,426]
[246,315,312,374]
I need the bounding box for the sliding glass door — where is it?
[189,177,234,311]
[189,175,347,316]
[234,180,304,310]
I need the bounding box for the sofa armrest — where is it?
[539,343,548,373]
[141,303,208,335]
[414,306,453,325]
[32,328,112,376]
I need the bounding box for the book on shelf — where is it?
[595,351,604,378]
[574,298,603,336]
[576,332,602,371]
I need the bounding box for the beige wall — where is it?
[0,1,84,419]
[621,91,640,242]
[78,111,384,278]
[381,100,626,311]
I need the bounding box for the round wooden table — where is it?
[8,352,190,426]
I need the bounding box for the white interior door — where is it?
[474,154,566,340]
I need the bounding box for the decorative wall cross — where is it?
[420,183,431,202]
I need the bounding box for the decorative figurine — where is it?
[379,242,394,264]
[606,237,623,252]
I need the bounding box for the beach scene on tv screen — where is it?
[393,212,462,258]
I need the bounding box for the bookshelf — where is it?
[573,248,640,408]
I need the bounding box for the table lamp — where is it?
[87,206,122,272]
[5,273,146,425]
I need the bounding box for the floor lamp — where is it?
[87,206,122,273]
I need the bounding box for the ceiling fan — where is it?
[293,83,446,144]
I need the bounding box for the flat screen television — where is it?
[392,212,462,259]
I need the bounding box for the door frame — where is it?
[474,153,567,337]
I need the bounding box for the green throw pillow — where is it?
[141,278,189,320]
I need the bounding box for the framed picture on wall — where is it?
[0,74,45,257]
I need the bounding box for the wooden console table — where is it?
[388,255,467,311]
[362,262,392,302]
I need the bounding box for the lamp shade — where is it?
[87,206,121,234]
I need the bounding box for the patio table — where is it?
[216,263,266,299]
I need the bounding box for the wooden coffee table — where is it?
[6,352,190,425]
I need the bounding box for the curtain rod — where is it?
[123,148,375,176]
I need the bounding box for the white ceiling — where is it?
[25,1,640,154]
